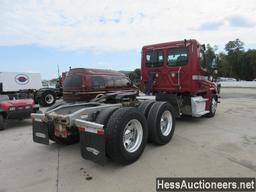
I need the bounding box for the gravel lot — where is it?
[0,88,256,192]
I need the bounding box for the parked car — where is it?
[0,95,39,130]
[63,68,139,102]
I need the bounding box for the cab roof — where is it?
[68,68,126,76]
[142,39,199,50]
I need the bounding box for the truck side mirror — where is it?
[210,56,219,69]
[213,69,218,74]
[211,58,217,69]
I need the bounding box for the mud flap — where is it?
[32,121,50,145]
[80,131,106,165]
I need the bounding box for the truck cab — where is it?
[141,39,219,117]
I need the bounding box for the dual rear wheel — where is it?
[46,100,176,164]
[98,101,175,165]
[147,102,176,145]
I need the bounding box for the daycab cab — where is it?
[140,39,216,95]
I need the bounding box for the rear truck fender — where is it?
[75,119,106,165]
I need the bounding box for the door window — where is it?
[145,49,164,68]
[63,75,82,88]
[199,49,206,69]
[91,76,105,89]
[167,47,188,67]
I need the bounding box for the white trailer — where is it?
[0,72,62,107]
[0,72,42,92]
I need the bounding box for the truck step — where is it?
[191,96,208,117]
[194,98,208,103]
[193,110,209,117]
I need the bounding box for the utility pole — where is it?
[57,64,60,78]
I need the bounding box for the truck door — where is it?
[164,47,190,91]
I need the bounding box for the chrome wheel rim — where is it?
[45,94,54,104]
[123,119,143,153]
[160,110,173,136]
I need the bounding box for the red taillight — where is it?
[79,127,104,135]
[79,127,86,132]
[97,129,104,136]
[63,130,68,137]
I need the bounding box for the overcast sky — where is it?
[1,0,256,79]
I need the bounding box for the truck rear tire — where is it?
[138,100,155,118]
[147,102,176,145]
[0,114,6,130]
[40,91,56,107]
[95,107,119,125]
[105,107,148,165]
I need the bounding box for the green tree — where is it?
[224,39,245,79]
[128,68,141,83]
[225,38,244,53]
[218,38,256,80]
[243,50,256,80]
[218,52,231,77]
[205,44,218,67]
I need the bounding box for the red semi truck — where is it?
[31,39,219,165]
[141,39,218,117]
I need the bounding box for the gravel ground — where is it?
[0,88,255,192]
